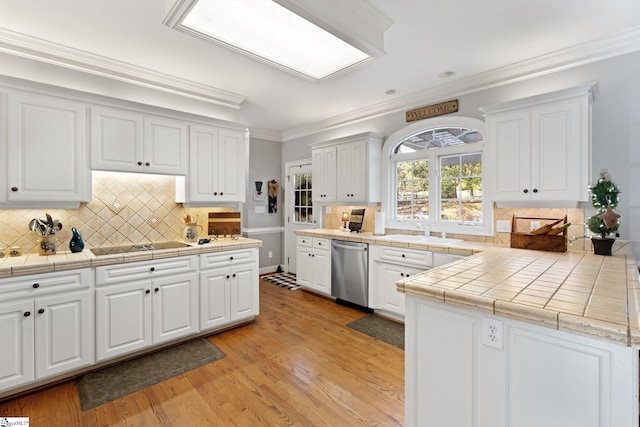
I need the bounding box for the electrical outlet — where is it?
[530,221,541,231]
[496,220,511,232]
[268,251,273,259]
[482,318,504,350]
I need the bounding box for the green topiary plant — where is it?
[587,170,621,240]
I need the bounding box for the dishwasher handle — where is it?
[331,242,368,251]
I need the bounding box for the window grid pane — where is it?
[293,172,313,224]
[439,153,482,223]
[395,160,429,219]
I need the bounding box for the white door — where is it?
[284,160,314,274]
[152,272,198,345]
[199,267,231,330]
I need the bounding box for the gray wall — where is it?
[243,137,284,272]
[282,51,640,258]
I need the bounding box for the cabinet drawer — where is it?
[373,246,433,268]
[313,238,330,251]
[200,249,257,270]
[96,256,197,286]
[0,269,91,301]
[297,236,312,247]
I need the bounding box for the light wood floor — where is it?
[0,279,405,426]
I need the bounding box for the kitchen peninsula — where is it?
[398,241,639,427]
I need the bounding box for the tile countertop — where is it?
[398,240,640,348]
[296,229,640,348]
[0,237,263,279]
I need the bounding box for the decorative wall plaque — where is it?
[406,99,459,122]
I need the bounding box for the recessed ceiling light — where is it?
[385,89,398,95]
[177,0,373,81]
[438,71,456,79]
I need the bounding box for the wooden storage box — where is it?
[510,216,567,252]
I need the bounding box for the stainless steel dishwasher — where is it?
[331,240,369,307]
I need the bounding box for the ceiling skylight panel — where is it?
[181,0,371,80]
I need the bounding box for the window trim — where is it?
[382,116,492,236]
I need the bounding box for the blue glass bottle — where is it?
[69,227,84,253]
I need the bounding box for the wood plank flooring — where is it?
[0,278,405,426]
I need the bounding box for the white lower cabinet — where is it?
[199,248,259,331]
[296,237,331,295]
[0,269,93,393]
[406,296,638,427]
[95,256,198,361]
[369,245,433,316]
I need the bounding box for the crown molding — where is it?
[0,28,247,110]
[249,128,283,142]
[281,25,640,141]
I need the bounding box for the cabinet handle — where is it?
[150,267,155,272]
[220,192,224,196]
[137,161,143,166]
[10,186,18,192]
[406,274,410,278]
[226,275,230,279]
[533,188,538,193]
[145,162,150,167]
[400,273,405,277]
[312,254,315,257]
[401,254,406,258]
[37,308,45,314]
[154,287,159,292]
[214,192,218,195]
[24,311,31,317]
[230,256,234,260]
[145,289,151,294]
[308,253,312,256]
[232,273,236,278]
[32,283,40,289]
[523,189,529,194]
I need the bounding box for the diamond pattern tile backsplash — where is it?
[0,171,233,254]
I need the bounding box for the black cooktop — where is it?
[90,241,191,256]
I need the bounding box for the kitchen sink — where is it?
[376,234,463,245]
[90,241,191,256]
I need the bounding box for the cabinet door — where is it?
[337,140,368,201]
[217,128,246,202]
[530,100,582,201]
[91,107,144,173]
[35,290,93,379]
[311,249,331,295]
[377,263,405,314]
[8,92,89,202]
[189,124,219,201]
[489,110,531,202]
[200,267,231,330]
[296,248,313,288]
[152,272,198,344]
[143,116,188,175]
[0,299,34,391]
[96,281,152,361]
[230,262,258,321]
[312,146,336,201]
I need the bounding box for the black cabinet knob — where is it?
[10,187,18,192]
[24,311,31,317]
[145,289,150,294]
[37,308,45,314]
[154,287,159,292]
[137,161,143,166]
[214,192,218,195]
[145,162,150,166]
[230,256,234,260]
[32,283,40,289]
[400,273,405,277]
[523,189,529,194]
[150,267,155,272]
[401,254,406,258]
[232,273,236,278]
[533,188,538,193]
[226,275,230,279]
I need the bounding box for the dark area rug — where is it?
[77,338,225,411]
[347,314,405,349]
[263,272,301,290]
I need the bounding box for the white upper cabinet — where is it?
[179,124,247,203]
[312,145,337,202]
[481,84,594,205]
[311,132,382,203]
[4,91,91,204]
[91,106,188,175]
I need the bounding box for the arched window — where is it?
[382,117,492,236]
